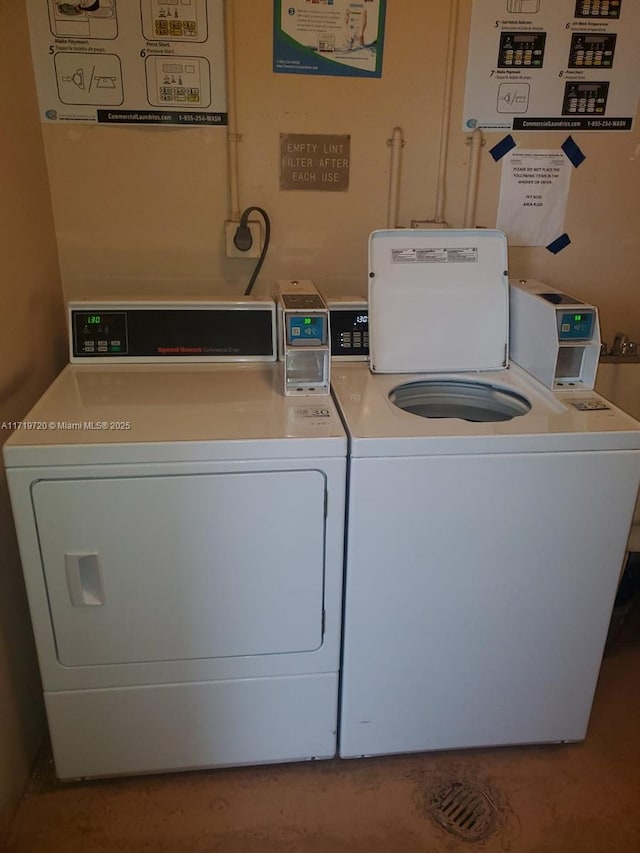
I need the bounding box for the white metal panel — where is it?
[6,457,346,691]
[339,449,640,758]
[46,673,339,779]
[34,470,326,666]
[368,229,509,373]
[596,361,640,547]
[2,364,347,466]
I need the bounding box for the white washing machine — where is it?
[3,299,347,779]
[332,230,640,759]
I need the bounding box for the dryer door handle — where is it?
[65,552,105,607]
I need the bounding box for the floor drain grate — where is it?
[429,780,497,842]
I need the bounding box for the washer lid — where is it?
[369,229,509,374]
[390,379,532,423]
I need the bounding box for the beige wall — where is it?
[42,0,640,346]
[0,3,66,839]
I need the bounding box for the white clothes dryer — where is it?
[333,230,640,759]
[4,300,347,780]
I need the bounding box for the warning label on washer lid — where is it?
[391,248,479,264]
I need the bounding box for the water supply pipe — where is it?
[434,0,459,224]
[463,128,484,228]
[387,127,405,228]
[224,0,241,222]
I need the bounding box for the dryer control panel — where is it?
[69,299,277,363]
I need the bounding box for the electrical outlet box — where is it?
[225,220,263,259]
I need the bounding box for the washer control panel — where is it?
[328,302,369,359]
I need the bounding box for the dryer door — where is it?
[33,470,326,666]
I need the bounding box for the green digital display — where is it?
[88,315,101,324]
[304,317,312,325]
[574,314,582,322]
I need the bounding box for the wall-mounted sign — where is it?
[274,0,386,78]
[463,0,640,131]
[496,149,572,245]
[26,0,227,126]
[280,134,350,191]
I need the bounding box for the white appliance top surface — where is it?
[331,362,640,456]
[3,364,346,466]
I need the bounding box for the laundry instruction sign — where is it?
[280,134,350,191]
[26,0,227,125]
[463,0,640,131]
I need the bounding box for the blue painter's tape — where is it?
[561,136,586,167]
[546,233,572,254]
[489,134,517,162]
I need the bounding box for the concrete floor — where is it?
[5,595,640,853]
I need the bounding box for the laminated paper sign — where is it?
[274,0,386,78]
[26,0,227,126]
[463,0,640,131]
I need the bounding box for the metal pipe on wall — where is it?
[224,0,241,223]
[387,127,405,228]
[434,0,460,224]
[463,128,484,228]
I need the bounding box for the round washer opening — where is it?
[389,379,532,423]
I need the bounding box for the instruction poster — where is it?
[463,0,640,131]
[496,150,572,246]
[26,1,227,125]
[273,0,386,78]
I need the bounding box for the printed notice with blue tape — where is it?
[497,151,572,248]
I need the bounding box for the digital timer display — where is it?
[558,311,594,341]
[88,315,101,324]
[287,314,326,345]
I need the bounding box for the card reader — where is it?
[276,280,331,396]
